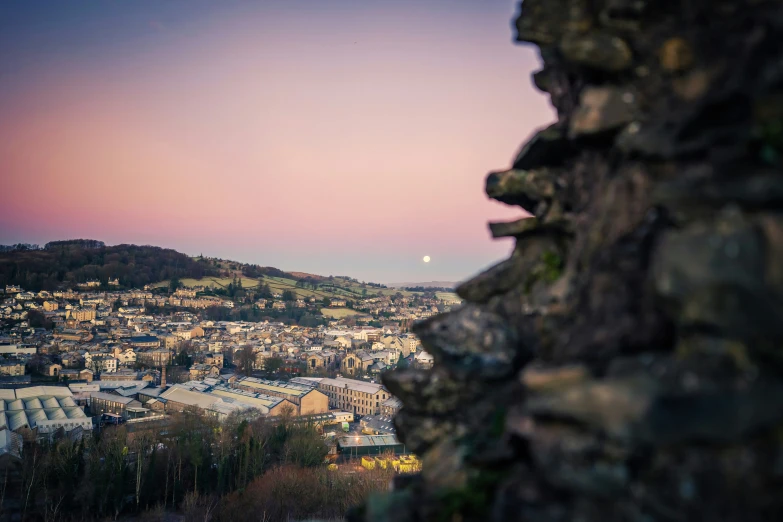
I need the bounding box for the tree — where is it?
[264,356,284,375]
[237,345,256,376]
[255,283,273,300]
[282,290,296,302]
[169,277,182,293]
[27,310,53,330]
[174,350,192,367]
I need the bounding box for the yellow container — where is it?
[375,457,388,469]
[398,462,414,473]
[361,456,376,470]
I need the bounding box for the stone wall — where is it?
[350,1,783,521]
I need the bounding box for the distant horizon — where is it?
[0,0,551,282]
[0,237,462,286]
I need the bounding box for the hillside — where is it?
[0,241,219,291]
[0,239,452,300]
[153,273,425,301]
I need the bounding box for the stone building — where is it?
[89,391,141,418]
[234,377,328,415]
[317,377,390,416]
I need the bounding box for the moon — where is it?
[423,256,431,263]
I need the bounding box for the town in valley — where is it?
[0,245,463,472]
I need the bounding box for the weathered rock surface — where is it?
[350,1,783,521]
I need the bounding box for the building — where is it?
[68,308,96,322]
[0,344,36,356]
[85,354,118,373]
[306,350,337,373]
[159,383,294,421]
[43,301,59,311]
[381,396,402,417]
[234,377,328,415]
[414,350,434,369]
[112,347,137,366]
[204,353,223,367]
[317,377,391,416]
[0,386,93,435]
[336,434,407,458]
[123,335,161,349]
[401,336,420,356]
[0,429,23,466]
[89,391,142,418]
[59,369,94,382]
[107,369,141,381]
[189,364,220,380]
[53,329,92,342]
[0,360,25,377]
[136,348,171,367]
[341,351,375,376]
[43,363,62,377]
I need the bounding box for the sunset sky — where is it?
[0,0,553,283]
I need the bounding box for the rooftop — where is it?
[319,376,387,395]
[337,434,401,448]
[0,386,90,433]
[237,377,313,397]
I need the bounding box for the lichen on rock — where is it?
[349,1,783,520]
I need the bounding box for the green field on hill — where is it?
[320,307,367,319]
[151,276,260,289]
[435,292,461,302]
[152,274,421,301]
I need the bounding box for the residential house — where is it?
[68,308,96,322]
[59,368,94,382]
[204,353,223,367]
[189,364,220,380]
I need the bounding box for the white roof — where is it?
[415,350,434,362]
[161,386,223,410]
[69,384,100,393]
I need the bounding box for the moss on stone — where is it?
[524,250,564,294]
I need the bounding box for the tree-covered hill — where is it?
[0,241,219,291]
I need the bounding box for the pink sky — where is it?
[0,1,554,282]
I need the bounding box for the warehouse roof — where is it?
[237,377,313,397]
[0,387,90,433]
